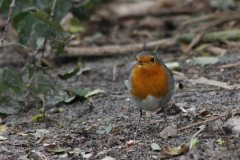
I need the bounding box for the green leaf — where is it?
[31,114,44,121]
[0,72,11,92]
[192,57,219,66]
[58,62,83,80]
[58,108,64,112]
[69,89,88,97]
[36,0,71,22]
[217,138,224,145]
[52,0,72,22]
[30,11,71,41]
[33,22,56,41]
[151,143,161,151]
[106,123,112,134]
[28,66,35,79]
[70,6,91,21]
[29,75,68,106]
[44,87,68,106]
[0,0,11,12]
[12,10,34,30]
[192,138,199,148]
[96,130,105,134]
[50,41,65,56]
[84,33,102,41]
[85,89,105,98]
[0,96,21,114]
[17,13,39,47]
[3,66,23,87]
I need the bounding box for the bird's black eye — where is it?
[151,57,155,62]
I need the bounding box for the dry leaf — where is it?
[188,77,240,90]
[109,126,123,135]
[101,156,116,160]
[127,140,134,147]
[199,110,211,117]
[206,46,226,56]
[161,143,190,156]
[159,125,177,139]
[0,125,8,134]
[223,117,240,134]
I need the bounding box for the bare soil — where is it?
[1,48,240,159]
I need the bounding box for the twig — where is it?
[0,0,16,48]
[50,0,57,21]
[183,32,204,53]
[65,38,176,56]
[190,125,205,150]
[113,65,117,81]
[178,112,229,131]
[192,13,240,32]
[35,0,57,118]
[176,76,240,90]
[216,62,240,69]
[177,30,240,43]
[181,88,220,92]
[201,70,237,77]
[181,10,240,26]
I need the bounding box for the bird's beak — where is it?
[138,60,144,65]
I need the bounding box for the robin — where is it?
[126,51,174,138]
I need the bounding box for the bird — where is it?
[126,51,174,138]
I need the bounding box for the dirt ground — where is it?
[1,0,240,159]
[0,47,240,159]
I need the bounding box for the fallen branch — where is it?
[174,76,240,90]
[177,30,240,43]
[216,62,240,69]
[65,38,176,56]
[183,32,204,53]
[182,11,240,32]
[178,112,229,131]
[188,77,240,90]
[201,70,237,77]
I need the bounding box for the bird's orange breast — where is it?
[130,63,169,100]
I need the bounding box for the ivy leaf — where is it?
[50,41,65,56]
[69,89,88,97]
[70,6,91,21]
[36,0,71,22]
[17,12,39,47]
[0,0,11,12]
[2,66,23,87]
[0,72,11,92]
[27,65,35,79]
[29,75,68,106]
[58,62,83,80]
[30,11,71,41]
[0,96,22,114]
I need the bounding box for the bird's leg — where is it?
[163,107,169,126]
[134,109,142,140]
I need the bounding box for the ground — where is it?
[0,47,240,159]
[1,0,240,159]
